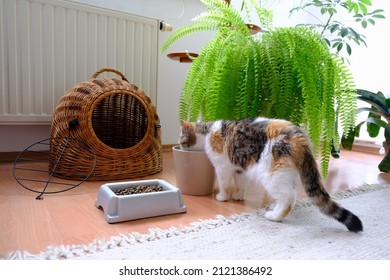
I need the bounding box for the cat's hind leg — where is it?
[231,171,246,200]
[264,169,297,222]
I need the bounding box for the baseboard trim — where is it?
[348,140,382,155]
[0,152,20,163]
[0,151,50,163]
[1,141,380,163]
[163,144,176,153]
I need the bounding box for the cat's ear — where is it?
[181,121,191,132]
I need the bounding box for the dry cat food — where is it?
[113,185,165,196]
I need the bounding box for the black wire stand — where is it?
[13,120,96,199]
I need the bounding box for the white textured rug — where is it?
[5,184,390,260]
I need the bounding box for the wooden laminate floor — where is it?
[1,149,390,256]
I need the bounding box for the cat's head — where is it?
[179,121,206,151]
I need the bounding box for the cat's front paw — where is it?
[264,211,283,222]
[267,203,276,210]
[216,192,229,201]
[232,192,245,201]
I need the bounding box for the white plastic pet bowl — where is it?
[95,179,187,223]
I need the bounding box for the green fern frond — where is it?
[194,10,245,33]
[320,139,332,177]
[202,0,247,28]
[162,0,252,53]
[248,0,274,30]
[257,26,356,175]
[212,36,244,119]
[161,22,219,53]
[234,39,256,119]
[180,36,223,121]
[256,40,273,115]
[249,37,263,117]
[273,31,295,119]
[333,56,357,135]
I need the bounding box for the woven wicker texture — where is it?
[50,68,162,180]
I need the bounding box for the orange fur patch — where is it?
[290,134,312,167]
[209,131,224,154]
[266,119,313,170]
[270,156,294,174]
[265,120,292,139]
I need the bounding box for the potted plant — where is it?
[289,0,385,60]
[342,89,390,172]
[162,0,358,177]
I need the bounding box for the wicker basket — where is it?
[50,68,163,180]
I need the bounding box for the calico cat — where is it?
[179,117,363,232]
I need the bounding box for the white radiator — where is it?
[0,0,158,124]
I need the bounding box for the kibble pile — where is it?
[113,185,165,196]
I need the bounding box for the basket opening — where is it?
[92,93,148,149]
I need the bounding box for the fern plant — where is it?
[162,0,357,177]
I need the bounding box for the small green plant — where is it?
[162,0,358,176]
[289,0,385,59]
[342,89,390,172]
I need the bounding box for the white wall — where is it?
[0,0,209,151]
[1,0,389,152]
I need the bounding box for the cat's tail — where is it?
[297,149,363,233]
